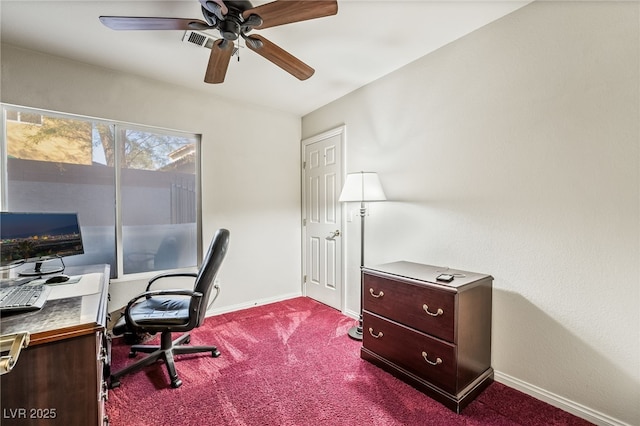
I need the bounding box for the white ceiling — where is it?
[0,1,530,116]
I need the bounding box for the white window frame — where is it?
[0,103,203,278]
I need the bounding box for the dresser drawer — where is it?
[363,312,457,394]
[364,273,455,342]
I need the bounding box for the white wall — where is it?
[0,44,303,313]
[302,2,639,425]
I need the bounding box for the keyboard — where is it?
[0,284,52,313]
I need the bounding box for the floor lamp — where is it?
[339,171,386,340]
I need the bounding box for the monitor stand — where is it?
[18,259,65,277]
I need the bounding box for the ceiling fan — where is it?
[99,0,338,84]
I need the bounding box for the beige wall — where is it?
[1,44,303,313]
[302,2,639,425]
[2,1,638,423]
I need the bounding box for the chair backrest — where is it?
[193,228,230,325]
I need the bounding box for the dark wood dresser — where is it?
[1,264,110,425]
[361,261,493,413]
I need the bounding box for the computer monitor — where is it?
[0,212,85,276]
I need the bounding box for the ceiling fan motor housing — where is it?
[219,19,240,40]
[225,0,253,12]
[216,1,254,41]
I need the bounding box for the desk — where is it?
[0,264,110,425]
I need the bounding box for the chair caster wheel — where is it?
[184,336,191,344]
[171,379,182,388]
[109,378,121,389]
[128,351,137,358]
[212,349,221,358]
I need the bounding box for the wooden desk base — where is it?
[1,265,110,426]
[1,333,107,425]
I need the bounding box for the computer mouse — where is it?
[45,274,70,284]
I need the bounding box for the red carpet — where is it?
[106,297,592,425]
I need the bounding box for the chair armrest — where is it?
[124,289,202,330]
[146,272,198,291]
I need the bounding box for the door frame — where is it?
[301,125,347,313]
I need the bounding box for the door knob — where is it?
[326,230,341,240]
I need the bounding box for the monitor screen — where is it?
[0,212,84,269]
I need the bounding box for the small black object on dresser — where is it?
[361,261,493,413]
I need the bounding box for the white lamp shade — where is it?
[339,172,387,202]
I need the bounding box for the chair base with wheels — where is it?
[109,329,221,389]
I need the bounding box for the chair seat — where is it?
[113,297,191,335]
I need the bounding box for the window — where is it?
[120,127,199,275]
[1,105,201,278]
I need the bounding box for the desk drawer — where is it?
[363,312,457,394]
[363,273,455,342]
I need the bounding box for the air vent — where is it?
[183,30,216,49]
[182,30,240,56]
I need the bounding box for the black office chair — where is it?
[109,228,230,389]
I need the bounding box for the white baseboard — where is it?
[205,291,302,317]
[494,371,631,426]
[343,307,359,319]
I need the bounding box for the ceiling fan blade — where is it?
[242,0,337,30]
[205,39,235,84]
[99,16,210,31]
[245,35,314,81]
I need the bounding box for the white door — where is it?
[302,126,344,310]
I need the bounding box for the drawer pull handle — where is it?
[422,304,444,317]
[368,328,384,339]
[421,351,443,366]
[369,288,385,298]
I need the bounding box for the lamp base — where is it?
[347,326,362,340]
[347,315,364,341]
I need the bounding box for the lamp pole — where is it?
[339,171,386,342]
[347,201,367,340]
